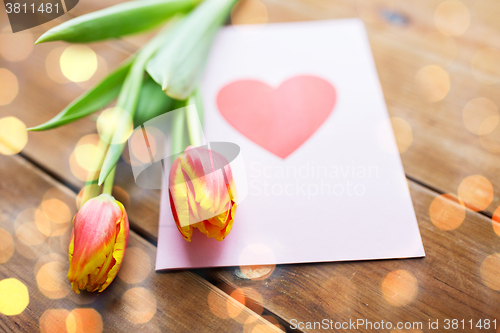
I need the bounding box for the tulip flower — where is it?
[68,193,129,294]
[169,146,237,242]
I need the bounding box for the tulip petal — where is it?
[169,157,193,229]
[169,146,238,242]
[68,194,130,294]
[169,189,193,241]
[68,195,121,282]
[100,201,129,291]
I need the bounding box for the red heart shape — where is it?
[217,75,336,158]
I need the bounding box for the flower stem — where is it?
[102,166,116,196]
[185,105,202,147]
[80,138,110,208]
[171,104,187,163]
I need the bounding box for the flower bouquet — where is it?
[30,0,239,293]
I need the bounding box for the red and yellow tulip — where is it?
[169,146,237,242]
[68,193,129,293]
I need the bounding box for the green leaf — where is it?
[35,0,200,44]
[28,57,134,131]
[98,24,177,185]
[146,0,237,100]
[134,74,175,128]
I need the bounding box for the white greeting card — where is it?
[156,19,425,270]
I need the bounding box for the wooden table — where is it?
[1,0,500,331]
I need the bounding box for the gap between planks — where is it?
[16,151,303,333]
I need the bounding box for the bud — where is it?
[169,146,237,242]
[68,194,129,293]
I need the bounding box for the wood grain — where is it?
[0,12,162,240]
[1,0,500,330]
[0,154,282,332]
[210,180,500,332]
[2,0,500,242]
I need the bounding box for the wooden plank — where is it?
[1,0,499,330]
[2,0,500,243]
[0,154,282,333]
[0,12,161,240]
[210,180,500,332]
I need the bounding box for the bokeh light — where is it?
[15,207,47,245]
[0,116,27,155]
[0,26,34,62]
[97,107,133,144]
[16,221,47,246]
[479,133,500,154]
[231,0,268,25]
[243,316,283,333]
[70,151,92,182]
[121,288,157,324]
[492,206,500,238]
[36,261,71,299]
[118,247,151,284]
[40,309,70,333]
[74,144,101,172]
[76,54,108,90]
[74,134,102,172]
[434,0,470,36]
[479,253,500,290]
[228,288,246,319]
[210,286,265,325]
[463,98,499,136]
[377,117,413,154]
[238,265,275,280]
[66,308,103,333]
[208,289,231,319]
[0,228,15,264]
[457,175,493,212]
[381,270,418,306]
[60,46,98,83]
[429,194,466,231]
[42,198,72,223]
[390,117,413,153]
[70,134,102,181]
[414,65,450,102]
[0,69,19,106]
[229,288,264,323]
[129,126,166,166]
[37,188,75,237]
[46,47,70,84]
[0,278,30,315]
[471,47,500,85]
[13,209,51,258]
[239,243,276,266]
[76,185,95,208]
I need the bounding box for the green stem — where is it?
[80,138,110,208]
[185,106,201,147]
[102,166,116,195]
[171,105,187,164]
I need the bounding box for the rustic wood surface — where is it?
[0,155,283,332]
[212,180,500,332]
[1,0,500,331]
